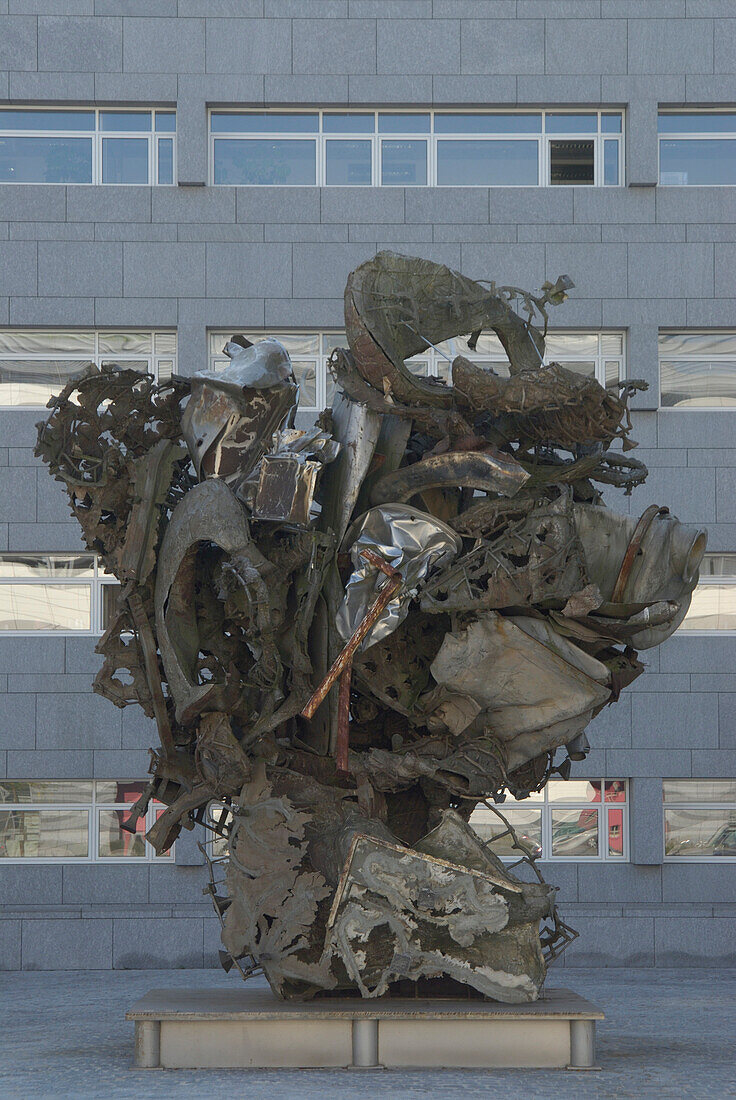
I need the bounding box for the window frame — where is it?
[658,329,736,412]
[208,108,624,189]
[470,779,630,864]
[0,107,176,186]
[658,110,736,187]
[677,552,736,637]
[0,328,177,409]
[0,780,173,863]
[208,328,626,414]
[663,779,736,862]
[0,553,119,637]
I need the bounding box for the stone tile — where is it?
[0,15,37,70]
[321,188,404,225]
[0,921,21,970]
[291,243,374,298]
[62,865,149,906]
[148,864,209,903]
[378,18,459,73]
[564,916,655,966]
[605,749,691,777]
[113,917,204,968]
[0,186,66,223]
[206,242,291,297]
[0,866,63,906]
[38,242,122,297]
[0,693,35,750]
[123,242,205,297]
[632,693,718,749]
[35,694,120,751]
[23,918,112,969]
[206,15,290,74]
[0,242,37,296]
[577,865,662,905]
[123,16,204,72]
[461,18,544,74]
[236,187,320,223]
[627,17,714,74]
[656,917,736,966]
[38,15,122,71]
[405,188,489,225]
[545,18,627,74]
[629,243,714,299]
[294,17,373,73]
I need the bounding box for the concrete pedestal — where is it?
[126,987,603,1070]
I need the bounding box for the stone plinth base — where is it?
[126,987,603,1070]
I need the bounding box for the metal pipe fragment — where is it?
[301,550,402,721]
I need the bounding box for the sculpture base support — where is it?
[126,987,603,1071]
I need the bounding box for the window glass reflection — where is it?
[102,137,149,184]
[325,139,372,185]
[0,136,93,183]
[660,139,736,185]
[0,809,89,858]
[381,140,427,185]
[436,139,538,185]
[213,138,316,185]
[551,807,599,857]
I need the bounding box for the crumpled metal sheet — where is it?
[573,503,707,648]
[238,424,341,525]
[181,337,298,486]
[427,611,611,771]
[321,821,546,1002]
[336,504,461,649]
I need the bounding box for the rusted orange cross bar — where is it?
[301,548,402,773]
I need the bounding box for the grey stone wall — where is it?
[1,1,736,969]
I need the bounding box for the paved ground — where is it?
[0,967,734,1099]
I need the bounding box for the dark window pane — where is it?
[379,113,431,133]
[659,112,736,134]
[0,136,92,183]
[437,140,538,185]
[210,112,319,133]
[0,809,89,857]
[546,113,598,133]
[381,139,427,185]
[660,138,736,185]
[323,113,374,133]
[102,138,149,184]
[213,138,316,185]
[101,583,119,628]
[325,139,372,185]
[100,111,151,132]
[550,139,594,184]
[157,137,173,184]
[435,113,541,134]
[0,109,95,131]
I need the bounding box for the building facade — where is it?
[1,1,736,972]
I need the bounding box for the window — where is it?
[679,554,736,633]
[659,112,736,186]
[0,108,175,185]
[664,780,736,860]
[659,332,736,409]
[470,779,628,862]
[210,110,623,187]
[0,329,176,407]
[0,554,118,634]
[208,330,625,413]
[206,800,232,860]
[0,780,172,862]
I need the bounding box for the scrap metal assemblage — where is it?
[36,251,706,1003]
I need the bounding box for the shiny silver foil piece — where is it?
[181,338,298,484]
[239,424,341,525]
[336,504,462,649]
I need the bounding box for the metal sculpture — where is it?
[36,252,706,1003]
